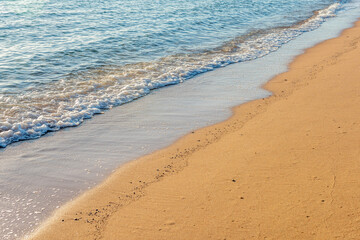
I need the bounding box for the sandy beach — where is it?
[29,19,360,240]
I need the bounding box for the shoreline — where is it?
[0,1,341,149]
[29,19,360,239]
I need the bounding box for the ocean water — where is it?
[0,0,349,148]
[1,0,360,239]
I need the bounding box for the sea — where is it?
[0,0,360,239]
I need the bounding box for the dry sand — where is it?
[29,20,360,240]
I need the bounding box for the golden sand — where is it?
[30,20,360,240]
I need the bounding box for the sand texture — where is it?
[29,20,360,240]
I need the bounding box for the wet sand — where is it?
[29,20,360,239]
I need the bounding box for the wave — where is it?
[0,2,342,148]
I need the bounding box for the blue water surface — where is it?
[0,0,336,93]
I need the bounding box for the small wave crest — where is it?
[0,2,342,148]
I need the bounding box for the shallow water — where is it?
[0,0,347,147]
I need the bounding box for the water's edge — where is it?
[27,13,360,240]
[0,2,359,239]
